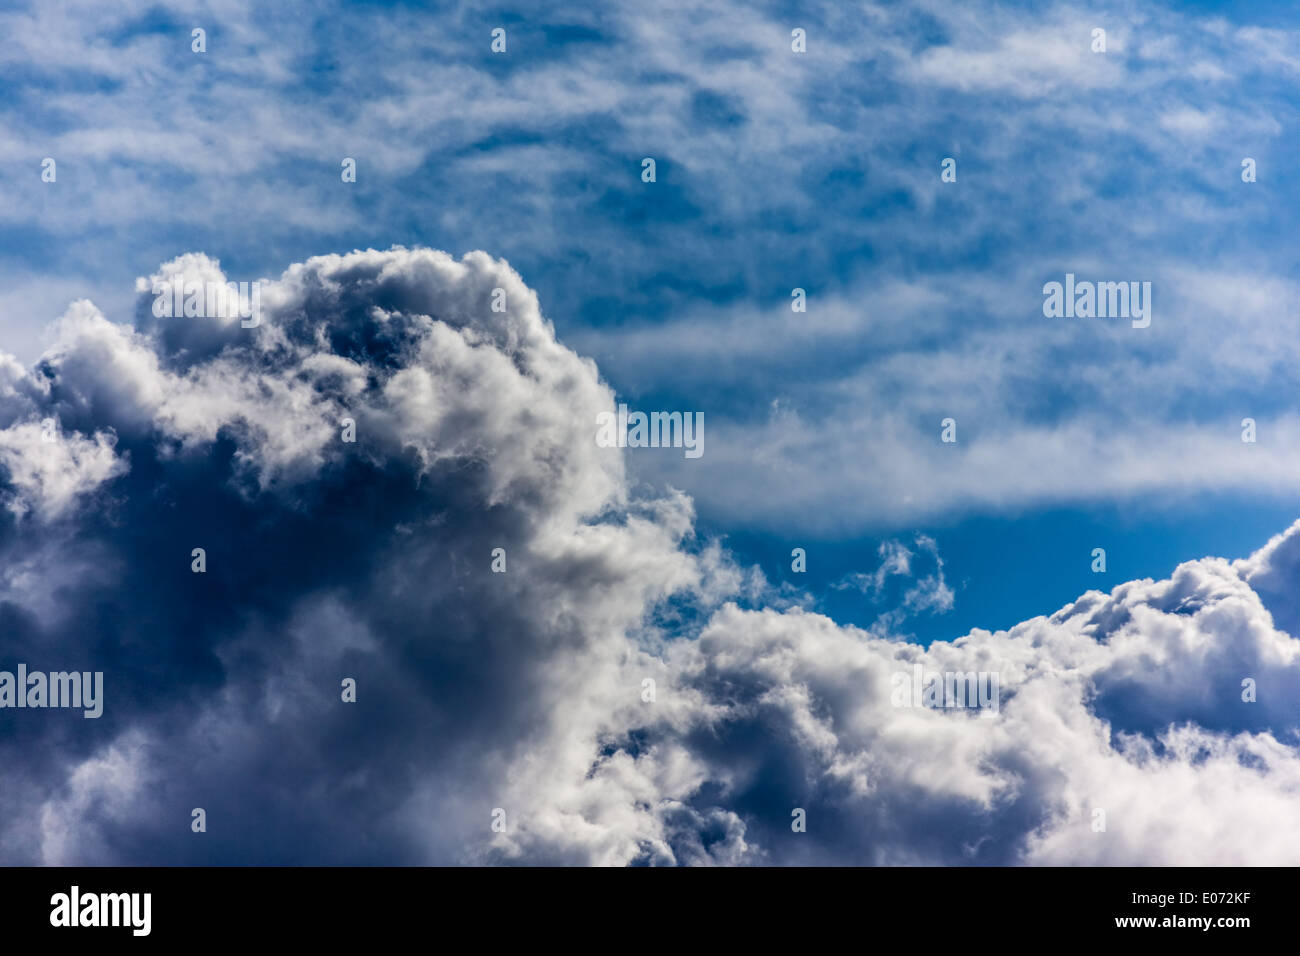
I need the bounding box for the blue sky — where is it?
[3,0,1300,865]
[6,0,1296,643]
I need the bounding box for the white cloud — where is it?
[0,417,125,520]
[5,247,1300,867]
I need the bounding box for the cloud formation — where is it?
[5,0,1300,533]
[1,248,1297,866]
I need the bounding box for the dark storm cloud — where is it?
[2,248,1300,866]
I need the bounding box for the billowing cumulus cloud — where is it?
[1,249,1297,865]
